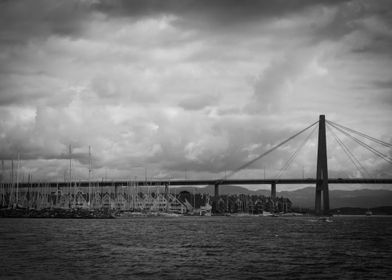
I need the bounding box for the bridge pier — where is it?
[271,182,276,199]
[214,183,219,197]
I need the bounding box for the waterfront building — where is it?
[75,192,88,209]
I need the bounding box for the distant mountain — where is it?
[280,187,392,208]
[172,185,270,196]
[329,189,392,208]
[171,185,392,208]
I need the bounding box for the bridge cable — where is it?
[327,121,392,165]
[218,120,319,182]
[275,124,318,179]
[328,121,392,165]
[327,120,392,148]
[326,124,372,178]
[327,124,363,173]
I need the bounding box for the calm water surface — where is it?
[1,216,391,279]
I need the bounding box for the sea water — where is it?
[1,216,391,279]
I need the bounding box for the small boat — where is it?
[261,211,273,217]
[317,217,333,223]
[158,212,181,217]
[365,209,372,216]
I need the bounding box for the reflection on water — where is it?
[1,216,391,279]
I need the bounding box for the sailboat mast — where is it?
[69,144,72,208]
[193,187,195,209]
[10,159,14,207]
[16,153,20,206]
[11,159,13,184]
[88,145,92,208]
[1,160,4,207]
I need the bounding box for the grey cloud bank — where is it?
[0,0,391,187]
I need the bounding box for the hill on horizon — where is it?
[170,185,392,208]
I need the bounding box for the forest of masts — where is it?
[1,146,291,214]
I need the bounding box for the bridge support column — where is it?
[271,182,276,199]
[315,115,329,215]
[214,183,219,198]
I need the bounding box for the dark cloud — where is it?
[1,0,390,47]
[373,80,392,89]
[94,0,349,21]
[93,0,355,42]
[0,0,95,44]
[0,73,66,107]
[313,0,392,50]
[1,0,390,52]
[351,36,392,55]
[178,94,219,111]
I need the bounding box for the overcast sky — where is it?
[0,0,391,188]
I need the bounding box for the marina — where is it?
[0,182,292,218]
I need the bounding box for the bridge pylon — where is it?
[315,115,330,215]
[271,182,276,199]
[214,183,219,197]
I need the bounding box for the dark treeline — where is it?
[176,191,292,214]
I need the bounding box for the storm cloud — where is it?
[0,0,391,187]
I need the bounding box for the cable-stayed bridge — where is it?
[2,115,392,215]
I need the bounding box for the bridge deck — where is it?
[4,178,392,188]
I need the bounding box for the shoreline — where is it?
[1,208,391,219]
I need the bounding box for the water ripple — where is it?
[1,216,391,279]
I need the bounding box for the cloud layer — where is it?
[0,0,391,186]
